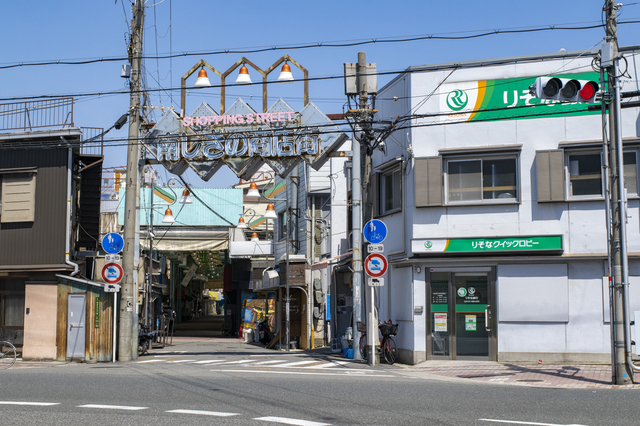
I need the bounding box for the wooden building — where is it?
[0,128,109,361]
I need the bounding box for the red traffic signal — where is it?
[530,77,599,103]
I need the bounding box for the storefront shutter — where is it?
[536,150,564,202]
[415,157,442,206]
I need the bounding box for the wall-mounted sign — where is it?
[145,98,347,180]
[412,235,562,255]
[438,72,600,124]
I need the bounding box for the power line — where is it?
[1,19,640,71]
[0,53,611,102]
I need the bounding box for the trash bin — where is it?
[290,341,297,350]
[243,329,252,343]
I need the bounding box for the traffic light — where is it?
[529,77,599,103]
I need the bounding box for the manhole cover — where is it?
[516,379,544,382]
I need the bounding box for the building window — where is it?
[566,150,638,198]
[278,211,287,241]
[567,152,602,197]
[378,167,402,215]
[446,156,517,203]
[0,169,37,223]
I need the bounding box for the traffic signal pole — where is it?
[119,0,144,361]
[604,0,637,385]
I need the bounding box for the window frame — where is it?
[377,163,403,216]
[564,147,640,201]
[443,153,520,206]
[0,167,37,223]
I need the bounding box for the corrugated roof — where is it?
[119,187,243,227]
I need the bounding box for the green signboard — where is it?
[440,72,601,123]
[95,296,100,329]
[412,235,562,254]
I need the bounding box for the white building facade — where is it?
[373,47,640,364]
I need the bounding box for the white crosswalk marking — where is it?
[77,404,147,410]
[167,360,195,363]
[304,361,349,368]
[271,360,321,368]
[0,401,60,406]
[166,409,239,417]
[191,359,225,364]
[216,359,255,365]
[254,416,331,426]
[249,360,286,365]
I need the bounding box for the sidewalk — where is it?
[407,360,640,389]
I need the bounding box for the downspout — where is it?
[65,145,79,276]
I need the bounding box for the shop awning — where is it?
[140,226,230,252]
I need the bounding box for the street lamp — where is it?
[146,174,191,328]
[248,175,293,352]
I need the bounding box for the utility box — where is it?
[344,62,377,95]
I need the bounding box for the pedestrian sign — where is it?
[363,220,388,244]
[102,233,124,254]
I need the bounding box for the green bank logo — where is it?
[457,288,467,297]
[424,241,433,249]
[446,89,468,111]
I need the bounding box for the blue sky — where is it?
[2,0,638,188]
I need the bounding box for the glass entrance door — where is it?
[428,269,496,360]
[454,274,489,358]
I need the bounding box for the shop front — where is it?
[427,267,496,360]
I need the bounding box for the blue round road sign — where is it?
[363,219,388,244]
[102,233,124,254]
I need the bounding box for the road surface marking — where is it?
[216,359,255,364]
[305,361,349,368]
[135,359,164,363]
[191,359,225,364]
[271,360,321,367]
[0,401,60,406]
[166,409,239,417]
[77,404,148,410]
[479,419,589,426]
[249,360,287,365]
[209,369,393,377]
[167,360,195,363]
[254,416,331,426]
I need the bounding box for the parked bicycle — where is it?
[358,320,398,364]
[0,340,17,370]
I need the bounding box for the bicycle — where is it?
[0,340,17,370]
[358,320,398,365]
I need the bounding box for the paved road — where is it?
[1,339,638,425]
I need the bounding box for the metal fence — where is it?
[0,98,74,131]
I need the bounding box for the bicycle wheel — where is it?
[383,336,397,365]
[359,334,367,361]
[0,341,17,369]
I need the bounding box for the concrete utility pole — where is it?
[604,0,633,385]
[119,0,144,361]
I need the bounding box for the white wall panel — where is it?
[498,322,567,352]
[498,264,568,322]
[390,265,413,322]
[566,261,609,353]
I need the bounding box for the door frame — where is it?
[426,267,497,361]
[66,293,86,359]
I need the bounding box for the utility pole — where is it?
[604,0,633,385]
[119,0,144,361]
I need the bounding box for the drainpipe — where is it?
[65,145,79,276]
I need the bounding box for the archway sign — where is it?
[143,98,348,180]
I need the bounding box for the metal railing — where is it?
[0,98,74,131]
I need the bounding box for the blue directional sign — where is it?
[101,233,124,254]
[363,219,388,244]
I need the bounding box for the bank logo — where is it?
[446,89,468,111]
[424,241,433,249]
[457,287,467,297]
